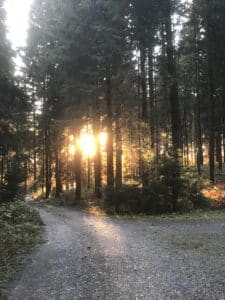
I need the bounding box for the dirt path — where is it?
[8,205,225,300]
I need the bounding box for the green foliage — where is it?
[105,185,142,214]
[0,201,43,297]
[143,156,186,213]
[105,156,210,214]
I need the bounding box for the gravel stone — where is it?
[8,205,225,300]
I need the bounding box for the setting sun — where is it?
[79,133,96,158]
[68,130,107,158]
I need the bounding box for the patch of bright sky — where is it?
[4,0,33,73]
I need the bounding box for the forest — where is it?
[1,0,225,214]
[2,0,225,299]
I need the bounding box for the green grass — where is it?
[0,201,43,297]
[115,209,225,222]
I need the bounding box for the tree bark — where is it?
[1,155,4,184]
[183,101,189,166]
[33,109,37,192]
[148,47,155,149]
[115,105,122,189]
[106,69,114,188]
[93,116,102,198]
[222,93,225,163]
[45,127,51,199]
[216,97,223,172]
[206,5,215,182]
[55,146,62,197]
[74,132,82,201]
[154,76,160,164]
[140,45,148,122]
[194,11,203,175]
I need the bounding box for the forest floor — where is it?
[7,204,225,300]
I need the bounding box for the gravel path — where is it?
[8,205,225,300]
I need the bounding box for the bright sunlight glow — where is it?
[68,130,107,158]
[4,0,32,49]
[99,132,107,148]
[79,134,96,158]
[69,144,76,156]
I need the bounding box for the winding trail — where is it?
[8,205,225,300]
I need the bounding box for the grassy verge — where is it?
[0,201,43,297]
[116,208,225,222]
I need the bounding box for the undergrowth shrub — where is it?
[105,156,205,214]
[105,185,142,213]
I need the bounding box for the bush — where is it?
[105,156,192,214]
[105,185,142,213]
[141,156,187,213]
[0,201,43,225]
[142,182,172,214]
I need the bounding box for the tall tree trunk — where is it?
[93,116,102,198]
[24,157,28,193]
[45,127,51,199]
[194,11,203,175]
[1,155,4,184]
[216,132,222,171]
[216,97,223,172]
[206,6,215,182]
[33,141,37,192]
[106,69,114,188]
[115,105,122,189]
[55,146,62,197]
[164,2,182,153]
[41,143,45,194]
[195,94,203,175]
[148,46,155,150]
[140,45,148,122]
[33,110,37,192]
[137,63,143,182]
[208,79,215,182]
[87,158,91,189]
[139,47,149,186]
[222,93,225,163]
[137,57,149,187]
[74,132,82,201]
[43,78,51,198]
[183,101,189,166]
[154,76,160,164]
